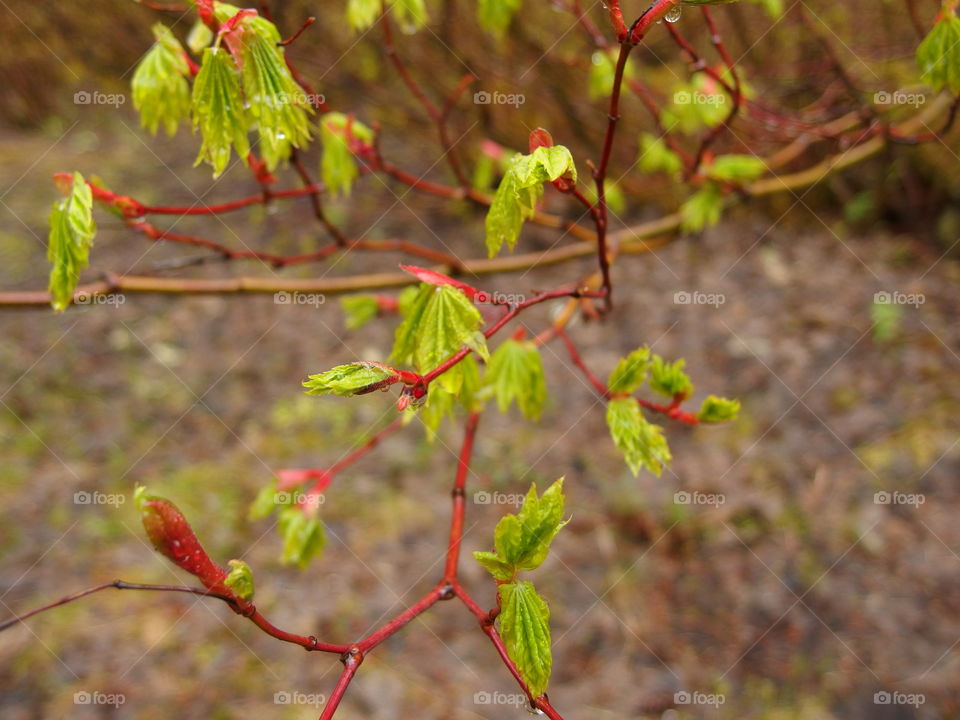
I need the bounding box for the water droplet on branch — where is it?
[665,5,683,22]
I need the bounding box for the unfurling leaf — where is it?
[135,486,228,591]
[917,14,960,94]
[47,171,96,312]
[303,361,399,397]
[483,339,547,420]
[698,394,740,423]
[224,559,255,602]
[278,506,325,569]
[474,479,567,581]
[319,112,374,196]
[497,581,552,698]
[485,144,577,257]
[607,346,651,395]
[186,19,214,54]
[478,0,522,36]
[237,16,313,170]
[132,24,192,137]
[391,284,485,394]
[191,47,250,177]
[649,355,694,398]
[606,397,671,476]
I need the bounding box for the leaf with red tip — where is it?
[399,265,481,301]
[135,486,228,593]
[528,128,554,152]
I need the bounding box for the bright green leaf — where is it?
[278,507,325,569]
[497,581,552,698]
[304,362,398,397]
[132,24,192,137]
[187,20,214,54]
[649,355,693,398]
[393,0,429,31]
[478,0,522,36]
[492,479,566,572]
[340,295,380,330]
[607,346,651,395]
[319,112,374,196]
[606,397,671,476]
[224,559,255,601]
[249,481,279,519]
[191,46,250,177]
[638,133,682,175]
[483,339,547,420]
[473,551,515,581]
[47,172,96,312]
[917,15,960,94]
[485,145,577,256]
[698,395,740,423]
[707,154,766,183]
[680,182,724,232]
[346,0,381,32]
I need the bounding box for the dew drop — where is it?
[665,5,682,22]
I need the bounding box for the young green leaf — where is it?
[608,346,651,395]
[187,19,214,53]
[224,559,255,602]
[47,171,96,312]
[340,295,381,330]
[191,46,250,177]
[473,551,515,581]
[346,0,381,32]
[494,479,566,572]
[698,395,740,423]
[478,0,522,36]
[485,145,577,257]
[391,284,485,394]
[278,506,325,569]
[638,133,683,175]
[249,480,280,520]
[588,49,635,100]
[680,182,724,232]
[132,24,192,137]
[649,355,694,398]
[606,397,671,476]
[483,339,547,420]
[237,16,313,170]
[319,112,374,196]
[917,14,960,94]
[497,581,552,698]
[707,154,766,183]
[303,362,399,397]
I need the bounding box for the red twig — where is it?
[443,412,481,581]
[279,16,315,46]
